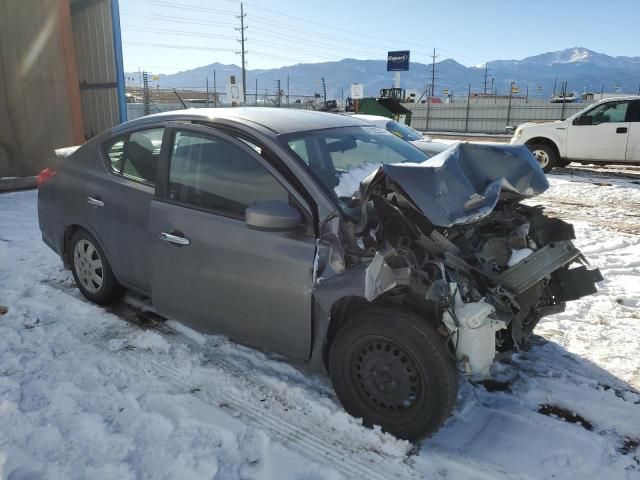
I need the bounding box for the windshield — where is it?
[385,120,423,141]
[284,125,428,213]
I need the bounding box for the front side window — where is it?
[104,128,164,184]
[168,130,289,218]
[585,101,629,124]
[284,126,427,205]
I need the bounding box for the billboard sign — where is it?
[387,50,410,71]
[351,83,364,99]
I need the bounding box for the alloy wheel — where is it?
[73,239,104,294]
[532,149,550,168]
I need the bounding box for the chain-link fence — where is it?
[407,98,588,134]
[126,85,336,120]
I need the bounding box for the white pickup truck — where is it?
[511,96,640,172]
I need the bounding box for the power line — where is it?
[136,0,236,16]
[124,25,235,40]
[220,0,484,64]
[121,10,236,28]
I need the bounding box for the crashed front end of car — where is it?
[317,143,602,376]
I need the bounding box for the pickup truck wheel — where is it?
[329,308,458,440]
[70,230,124,305]
[528,142,557,172]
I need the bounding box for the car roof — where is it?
[117,107,368,135]
[350,114,393,123]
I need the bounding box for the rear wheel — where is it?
[528,142,558,173]
[329,308,458,440]
[70,230,124,305]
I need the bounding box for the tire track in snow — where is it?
[42,280,423,480]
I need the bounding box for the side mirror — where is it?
[245,200,302,232]
[573,115,593,126]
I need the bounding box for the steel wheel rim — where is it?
[532,149,550,168]
[73,239,104,294]
[352,338,422,413]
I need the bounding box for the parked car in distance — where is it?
[350,114,450,157]
[38,108,601,440]
[511,96,640,172]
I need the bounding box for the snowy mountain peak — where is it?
[556,47,595,64]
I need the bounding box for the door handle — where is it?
[87,196,104,208]
[616,127,628,134]
[159,231,190,246]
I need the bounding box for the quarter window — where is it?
[104,128,164,184]
[168,130,289,218]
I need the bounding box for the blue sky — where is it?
[120,0,640,74]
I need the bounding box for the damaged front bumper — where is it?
[313,142,602,377]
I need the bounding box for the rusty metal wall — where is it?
[0,0,84,177]
[71,0,122,140]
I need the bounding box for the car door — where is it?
[87,126,165,293]
[625,100,640,162]
[566,100,630,161]
[149,123,317,360]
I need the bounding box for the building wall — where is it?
[0,0,84,176]
[71,0,124,139]
[0,0,124,177]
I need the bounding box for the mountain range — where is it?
[130,47,640,99]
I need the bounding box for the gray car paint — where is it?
[148,122,317,359]
[37,108,578,376]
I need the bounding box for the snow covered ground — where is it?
[1,167,639,479]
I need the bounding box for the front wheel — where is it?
[528,142,558,173]
[329,308,459,441]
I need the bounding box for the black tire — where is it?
[329,308,459,441]
[69,229,124,305]
[527,142,558,173]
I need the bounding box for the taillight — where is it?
[37,167,56,187]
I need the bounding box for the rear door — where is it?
[625,100,640,162]
[88,126,165,292]
[566,100,630,161]
[149,124,316,359]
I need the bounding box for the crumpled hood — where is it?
[360,142,549,227]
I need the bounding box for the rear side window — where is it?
[168,130,289,218]
[104,128,164,185]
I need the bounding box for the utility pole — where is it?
[483,62,490,94]
[236,2,247,103]
[286,74,290,107]
[255,78,258,105]
[276,79,281,107]
[205,77,210,107]
[213,69,217,107]
[142,71,150,116]
[506,81,515,127]
[552,77,558,97]
[430,48,438,98]
[321,77,327,105]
